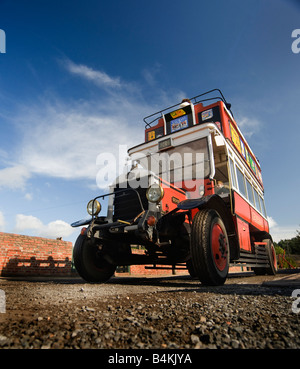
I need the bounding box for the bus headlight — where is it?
[146,184,164,203]
[87,200,101,216]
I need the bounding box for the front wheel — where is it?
[190,209,230,286]
[73,234,116,283]
[186,259,197,278]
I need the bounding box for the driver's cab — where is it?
[211,131,231,199]
[128,122,232,206]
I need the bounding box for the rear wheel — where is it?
[190,209,229,286]
[73,234,116,283]
[267,239,278,274]
[253,239,278,275]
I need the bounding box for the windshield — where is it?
[131,137,210,192]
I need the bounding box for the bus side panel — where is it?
[263,218,269,233]
[235,216,251,252]
[250,207,266,232]
[161,184,187,213]
[219,104,232,139]
[194,103,204,124]
[233,192,251,223]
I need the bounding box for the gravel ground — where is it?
[0,272,300,350]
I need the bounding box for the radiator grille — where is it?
[113,187,148,222]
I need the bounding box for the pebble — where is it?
[190,334,200,344]
[231,339,240,349]
[0,335,9,346]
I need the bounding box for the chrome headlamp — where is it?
[146,184,164,203]
[87,199,101,216]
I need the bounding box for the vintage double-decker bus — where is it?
[72,89,277,286]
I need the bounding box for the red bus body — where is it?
[139,90,275,277]
[72,89,277,286]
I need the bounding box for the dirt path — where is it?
[0,271,299,350]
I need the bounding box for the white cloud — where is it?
[267,216,277,229]
[142,63,162,87]
[0,148,8,162]
[237,116,261,138]
[15,100,144,187]
[268,216,298,242]
[44,220,75,239]
[24,193,33,201]
[15,214,75,240]
[15,214,43,230]
[0,165,31,190]
[63,59,122,89]
[4,60,184,191]
[0,211,5,231]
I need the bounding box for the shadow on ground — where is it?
[1,269,299,297]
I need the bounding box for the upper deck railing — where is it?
[143,89,233,129]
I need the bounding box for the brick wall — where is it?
[0,232,73,277]
[0,233,243,278]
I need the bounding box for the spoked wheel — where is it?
[253,238,278,275]
[191,209,230,286]
[73,234,116,283]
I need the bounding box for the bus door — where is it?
[228,158,252,252]
[212,134,230,200]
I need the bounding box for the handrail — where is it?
[143,88,232,129]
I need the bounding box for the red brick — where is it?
[0,232,73,277]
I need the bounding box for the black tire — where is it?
[186,259,197,278]
[190,209,230,286]
[73,234,116,283]
[253,239,278,275]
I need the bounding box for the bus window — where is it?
[229,158,237,189]
[236,166,247,198]
[259,196,267,217]
[253,188,261,213]
[245,178,254,205]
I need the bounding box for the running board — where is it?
[231,243,270,268]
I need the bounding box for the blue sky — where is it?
[0,0,299,244]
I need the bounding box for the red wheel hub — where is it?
[211,224,228,271]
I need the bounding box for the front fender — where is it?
[178,194,239,260]
[71,218,92,227]
[177,195,216,210]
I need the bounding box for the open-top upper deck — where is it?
[142,89,263,188]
